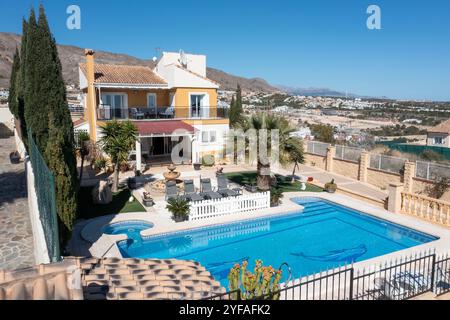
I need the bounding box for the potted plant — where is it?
[324,179,337,193]
[270,187,283,207]
[142,192,154,207]
[193,162,201,170]
[166,198,190,222]
[94,157,107,174]
[9,151,20,164]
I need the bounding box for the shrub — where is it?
[270,187,283,207]
[324,179,337,193]
[427,177,450,200]
[201,154,215,167]
[228,260,282,300]
[94,157,107,173]
[166,198,190,222]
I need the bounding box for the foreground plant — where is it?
[228,260,282,300]
[166,197,190,222]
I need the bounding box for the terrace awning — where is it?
[133,120,196,138]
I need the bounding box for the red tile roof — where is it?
[72,118,86,127]
[79,63,167,85]
[428,118,450,135]
[133,120,195,136]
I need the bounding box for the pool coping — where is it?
[80,192,450,276]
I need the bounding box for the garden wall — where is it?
[304,153,327,170]
[367,168,402,190]
[333,159,359,180]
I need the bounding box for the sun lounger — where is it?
[183,179,203,202]
[200,178,222,200]
[217,175,240,197]
[165,181,179,201]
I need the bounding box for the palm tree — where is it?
[99,121,138,192]
[286,137,305,183]
[240,113,305,190]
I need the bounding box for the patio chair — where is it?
[435,266,450,293]
[217,175,240,197]
[159,106,175,118]
[130,107,145,119]
[183,179,203,202]
[372,277,409,300]
[165,181,179,201]
[200,178,223,200]
[393,271,430,292]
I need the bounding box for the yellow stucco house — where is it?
[78,49,230,170]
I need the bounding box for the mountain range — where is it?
[0,32,282,93]
[0,32,359,98]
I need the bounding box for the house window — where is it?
[101,93,126,119]
[201,131,218,143]
[190,94,205,118]
[202,131,209,143]
[210,131,217,143]
[434,137,444,145]
[147,93,157,108]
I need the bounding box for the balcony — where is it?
[96,105,229,121]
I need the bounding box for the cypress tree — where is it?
[8,47,20,119]
[40,5,78,238]
[229,84,244,128]
[45,114,78,241]
[23,5,78,242]
[23,8,46,149]
[17,18,29,144]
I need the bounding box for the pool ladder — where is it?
[278,262,292,284]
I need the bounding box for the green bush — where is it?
[166,198,190,222]
[201,154,215,167]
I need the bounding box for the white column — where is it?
[136,138,142,173]
[191,136,197,164]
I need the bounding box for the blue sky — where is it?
[1,0,449,101]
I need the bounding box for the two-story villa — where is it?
[79,49,230,171]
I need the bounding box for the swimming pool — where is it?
[103,220,153,245]
[116,198,438,287]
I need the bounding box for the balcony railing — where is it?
[96,105,229,121]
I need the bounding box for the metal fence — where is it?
[415,161,450,181]
[369,154,407,174]
[27,130,60,262]
[307,141,330,156]
[335,145,363,163]
[205,251,450,300]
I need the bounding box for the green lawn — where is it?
[224,171,323,193]
[77,186,146,219]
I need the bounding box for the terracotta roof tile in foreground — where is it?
[1,257,226,300]
[80,257,226,300]
[79,63,167,86]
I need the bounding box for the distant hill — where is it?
[277,85,356,98]
[0,32,279,93]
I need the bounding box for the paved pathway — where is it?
[275,163,388,202]
[0,133,35,270]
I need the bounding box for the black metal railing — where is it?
[204,251,450,301]
[435,255,450,296]
[96,105,229,121]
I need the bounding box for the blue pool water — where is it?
[103,220,153,246]
[116,198,437,287]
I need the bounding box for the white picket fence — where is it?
[189,192,271,221]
